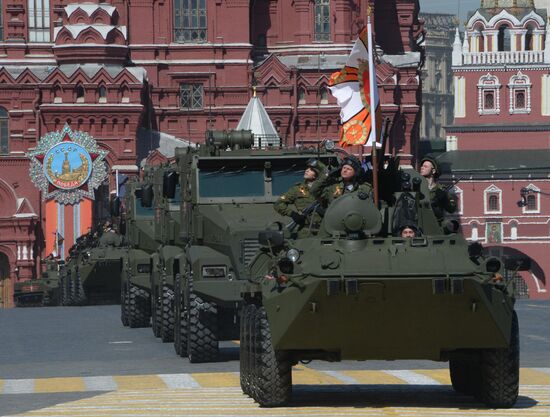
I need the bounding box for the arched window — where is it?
[509,71,531,114]
[471,223,479,241]
[498,25,511,51]
[478,73,501,115]
[525,25,534,51]
[298,87,306,105]
[76,85,85,103]
[484,184,502,214]
[174,0,207,43]
[488,195,499,211]
[510,221,518,241]
[527,195,536,210]
[99,86,107,103]
[314,0,330,41]
[0,107,8,154]
[522,184,541,213]
[320,87,328,104]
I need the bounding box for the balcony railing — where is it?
[463,50,544,65]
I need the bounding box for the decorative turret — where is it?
[52,3,128,64]
[481,0,535,8]
[453,28,463,66]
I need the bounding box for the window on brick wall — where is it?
[484,185,502,214]
[509,72,531,114]
[314,0,330,42]
[0,0,3,41]
[478,74,501,115]
[0,107,8,154]
[174,0,207,43]
[488,194,499,211]
[28,0,51,42]
[484,91,495,109]
[180,84,203,110]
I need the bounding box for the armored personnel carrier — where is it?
[240,156,525,408]
[147,130,337,362]
[60,227,125,305]
[13,258,62,307]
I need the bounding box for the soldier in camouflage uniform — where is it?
[274,159,324,238]
[420,156,457,222]
[310,155,373,206]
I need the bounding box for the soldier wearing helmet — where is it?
[310,155,373,206]
[274,158,324,238]
[420,155,457,221]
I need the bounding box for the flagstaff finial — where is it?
[253,86,257,97]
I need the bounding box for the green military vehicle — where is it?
[13,258,62,307]
[240,157,526,408]
[119,170,163,328]
[60,227,125,306]
[146,131,337,362]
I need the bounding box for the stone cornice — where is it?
[446,123,550,133]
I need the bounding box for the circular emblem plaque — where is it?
[44,142,93,190]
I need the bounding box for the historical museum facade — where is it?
[0,0,423,306]
[444,0,550,299]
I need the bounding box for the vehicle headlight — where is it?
[202,265,227,278]
[286,249,300,263]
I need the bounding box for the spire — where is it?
[453,28,463,66]
[236,94,280,148]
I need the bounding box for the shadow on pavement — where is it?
[0,391,110,416]
[288,385,537,409]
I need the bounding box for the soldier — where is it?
[310,155,373,206]
[420,156,457,222]
[399,224,418,238]
[274,159,324,238]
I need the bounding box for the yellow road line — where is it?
[414,369,452,385]
[292,365,343,385]
[521,368,550,385]
[341,370,405,384]
[34,377,86,393]
[191,372,240,387]
[113,374,166,390]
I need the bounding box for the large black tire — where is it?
[128,284,151,328]
[476,311,520,408]
[250,307,292,407]
[75,272,86,305]
[120,281,130,327]
[160,286,175,343]
[240,304,255,397]
[449,357,478,395]
[151,287,162,337]
[173,274,188,356]
[187,281,218,363]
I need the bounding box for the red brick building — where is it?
[442,0,550,299]
[0,0,423,307]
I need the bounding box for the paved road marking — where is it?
[4,386,550,417]
[2,368,550,395]
[34,376,86,393]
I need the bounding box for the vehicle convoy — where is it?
[60,226,125,306]
[13,257,62,307]
[240,156,527,408]
[142,130,337,362]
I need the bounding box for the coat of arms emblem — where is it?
[28,124,108,204]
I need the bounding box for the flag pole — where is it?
[367,11,379,207]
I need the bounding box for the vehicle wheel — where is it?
[128,283,151,328]
[41,292,51,307]
[120,281,129,327]
[187,278,218,363]
[476,311,519,408]
[151,286,161,337]
[174,274,188,356]
[75,272,86,305]
[449,357,478,395]
[250,306,292,407]
[240,303,255,397]
[60,276,67,306]
[160,286,175,343]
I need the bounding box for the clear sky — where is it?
[419,0,481,21]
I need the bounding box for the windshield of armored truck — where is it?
[198,160,264,198]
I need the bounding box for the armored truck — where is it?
[240,158,524,408]
[148,131,337,362]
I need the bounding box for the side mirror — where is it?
[141,184,154,208]
[468,242,483,258]
[258,230,284,248]
[442,219,460,234]
[110,197,121,217]
[163,170,179,199]
[504,256,531,271]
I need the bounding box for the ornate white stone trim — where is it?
[478,73,501,115]
[508,71,532,114]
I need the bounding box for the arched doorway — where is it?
[0,252,10,308]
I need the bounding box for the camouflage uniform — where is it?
[274,181,322,238]
[311,176,373,206]
[429,183,457,222]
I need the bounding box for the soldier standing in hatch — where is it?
[310,155,373,206]
[274,159,324,238]
[419,156,457,222]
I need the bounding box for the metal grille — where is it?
[314,0,330,42]
[180,84,203,110]
[241,239,261,266]
[28,0,51,42]
[505,270,529,299]
[174,0,207,43]
[0,108,8,155]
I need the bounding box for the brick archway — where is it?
[0,251,11,308]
